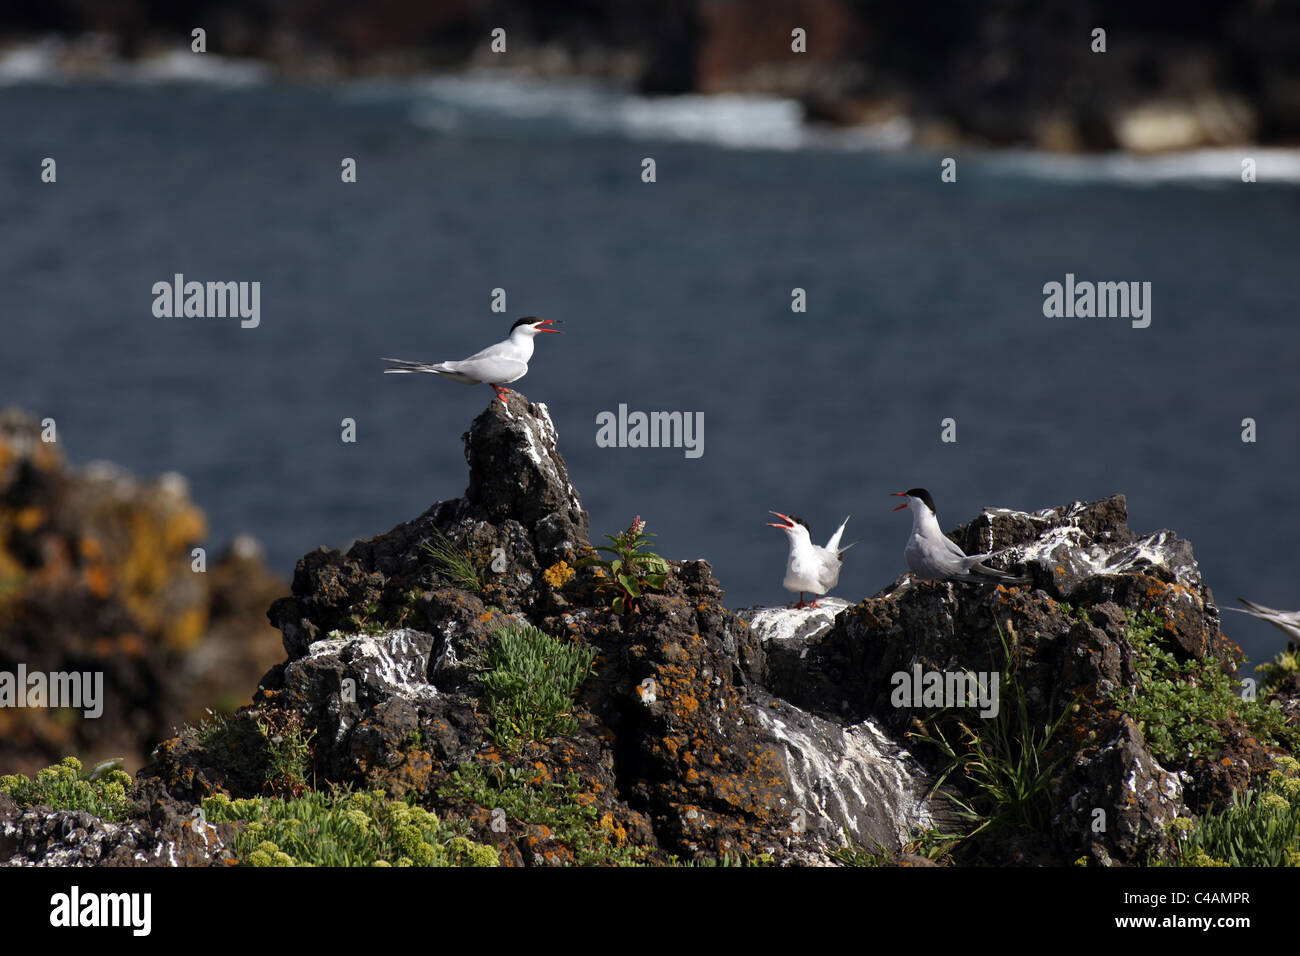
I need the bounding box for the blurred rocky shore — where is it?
[3,1,1298,153]
[0,408,285,777]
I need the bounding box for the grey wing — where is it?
[942,535,971,560]
[815,548,842,591]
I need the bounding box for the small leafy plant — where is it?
[1114,610,1299,766]
[256,712,316,797]
[579,516,669,616]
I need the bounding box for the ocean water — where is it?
[2,69,1297,674]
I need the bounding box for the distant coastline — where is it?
[3,0,1299,156]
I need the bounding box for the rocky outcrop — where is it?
[0,789,236,867]
[759,494,1283,864]
[0,408,285,776]
[133,392,936,865]
[5,394,1293,866]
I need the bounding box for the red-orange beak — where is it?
[535,318,563,334]
[891,492,908,512]
[767,511,794,529]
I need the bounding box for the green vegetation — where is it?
[421,528,482,594]
[674,851,776,867]
[908,625,1069,862]
[202,788,498,867]
[1114,610,1299,766]
[482,624,596,752]
[1259,647,1300,695]
[440,761,645,866]
[189,708,316,796]
[1166,756,1300,867]
[193,707,234,748]
[257,714,316,797]
[829,827,960,866]
[341,599,389,636]
[0,756,133,822]
[579,516,669,616]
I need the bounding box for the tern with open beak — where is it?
[767,511,855,608]
[383,316,562,405]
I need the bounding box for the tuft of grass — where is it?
[1165,756,1300,867]
[674,851,776,867]
[481,624,597,752]
[421,529,482,594]
[203,788,498,867]
[0,756,133,823]
[829,827,959,866]
[1115,610,1300,767]
[440,761,645,866]
[908,625,1069,860]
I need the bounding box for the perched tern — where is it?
[383,316,562,405]
[767,512,855,608]
[891,488,1030,586]
[1227,598,1300,642]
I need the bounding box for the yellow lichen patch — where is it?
[543,561,575,588]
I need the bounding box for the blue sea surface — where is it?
[1,76,1297,673]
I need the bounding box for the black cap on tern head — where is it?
[905,489,936,514]
[789,515,809,531]
[511,316,543,331]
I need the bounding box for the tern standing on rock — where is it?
[767,512,855,608]
[891,488,1030,585]
[383,316,562,405]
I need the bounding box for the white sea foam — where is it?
[984,146,1300,185]
[409,73,909,151]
